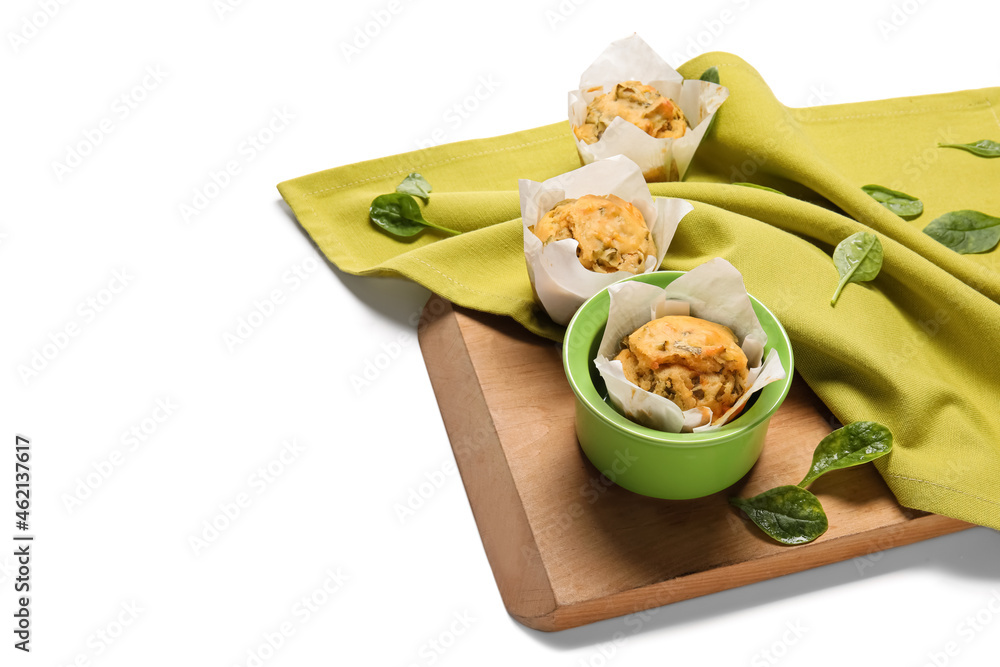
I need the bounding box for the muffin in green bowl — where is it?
[562,269,794,500]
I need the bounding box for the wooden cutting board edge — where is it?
[417,296,560,622]
[416,296,972,632]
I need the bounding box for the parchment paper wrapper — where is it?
[594,258,787,433]
[569,34,729,182]
[520,155,692,326]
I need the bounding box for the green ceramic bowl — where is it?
[562,270,795,500]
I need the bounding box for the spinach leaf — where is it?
[370,193,426,237]
[733,182,784,195]
[938,139,1000,158]
[830,231,884,306]
[369,193,460,238]
[731,421,893,546]
[798,421,893,487]
[396,172,433,201]
[861,184,923,220]
[370,173,459,239]
[923,210,1000,254]
[700,66,720,85]
[730,486,828,545]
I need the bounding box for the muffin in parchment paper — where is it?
[520,155,692,326]
[569,34,728,182]
[594,259,787,432]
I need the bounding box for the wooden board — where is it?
[417,296,972,632]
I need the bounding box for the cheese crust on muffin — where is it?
[531,194,656,274]
[614,315,748,420]
[573,81,689,145]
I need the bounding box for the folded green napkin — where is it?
[278,53,1000,531]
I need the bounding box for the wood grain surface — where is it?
[417,296,972,632]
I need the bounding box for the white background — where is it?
[4,0,1000,665]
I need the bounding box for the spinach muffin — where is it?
[531,194,656,274]
[614,315,749,420]
[573,81,689,145]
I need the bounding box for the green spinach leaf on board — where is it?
[798,422,894,487]
[937,139,1000,158]
[830,231,884,306]
[861,184,923,220]
[730,421,892,546]
[923,210,1000,254]
[729,486,828,546]
[396,172,433,201]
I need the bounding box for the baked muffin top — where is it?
[574,81,689,145]
[531,194,656,274]
[614,315,749,420]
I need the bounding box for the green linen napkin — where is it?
[278,53,1000,531]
